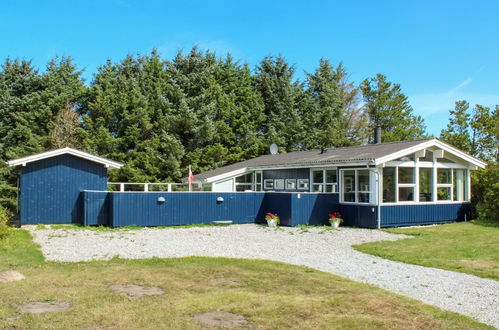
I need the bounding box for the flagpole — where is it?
[188,165,192,192]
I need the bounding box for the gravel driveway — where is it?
[28,224,499,328]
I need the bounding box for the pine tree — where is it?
[360,74,426,142]
[440,100,471,152]
[254,56,305,151]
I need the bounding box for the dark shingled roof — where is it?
[196,138,433,180]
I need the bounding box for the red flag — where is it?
[188,165,195,185]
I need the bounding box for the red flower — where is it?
[266,212,278,217]
[328,212,342,219]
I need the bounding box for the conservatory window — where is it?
[342,169,371,203]
[437,168,452,201]
[419,168,433,202]
[357,170,371,203]
[342,170,356,202]
[312,169,337,192]
[453,169,467,201]
[382,167,396,202]
[398,167,415,202]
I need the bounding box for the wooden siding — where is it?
[110,192,266,227]
[260,193,293,225]
[339,204,377,228]
[380,203,472,227]
[291,193,339,226]
[82,191,110,226]
[20,154,107,224]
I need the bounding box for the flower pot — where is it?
[330,221,340,228]
[267,219,276,228]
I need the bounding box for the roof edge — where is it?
[6,147,123,169]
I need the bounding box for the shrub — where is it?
[472,162,499,222]
[0,204,12,240]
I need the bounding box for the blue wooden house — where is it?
[7,138,486,228]
[193,138,486,227]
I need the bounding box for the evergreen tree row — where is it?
[0,48,427,210]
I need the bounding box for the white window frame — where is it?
[397,167,416,203]
[234,172,254,192]
[297,179,309,190]
[264,179,274,190]
[285,179,297,190]
[340,168,373,204]
[436,168,453,201]
[274,179,285,190]
[310,168,338,193]
[254,171,263,192]
[381,151,471,205]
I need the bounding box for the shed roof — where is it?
[195,138,486,182]
[6,147,123,169]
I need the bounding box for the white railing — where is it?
[107,182,202,192]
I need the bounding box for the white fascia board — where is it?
[6,147,123,169]
[433,140,486,168]
[375,139,486,168]
[375,140,436,165]
[205,168,249,183]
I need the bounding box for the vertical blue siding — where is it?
[259,193,293,225]
[20,154,107,224]
[339,204,377,228]
[381,203,472,227]
[82,191,110,226]
[291,193,339,226]
[110,192,265,227]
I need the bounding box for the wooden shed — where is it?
[7,148,122,224]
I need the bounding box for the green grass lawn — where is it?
[0,229,492,329]
[354,220,499,280]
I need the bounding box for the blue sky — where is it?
[1,0,498,136]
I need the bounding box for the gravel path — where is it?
[28,224,499,328]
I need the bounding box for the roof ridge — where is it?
[262,137,436,155]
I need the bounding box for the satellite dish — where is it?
[270,144,278,155]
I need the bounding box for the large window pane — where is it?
[236,173,253,183]
[419,168,433,201]
[437,168,452,184]
[357,170,370,203]
[437,187,451,200]
[325,170,337,183]
[383,167,396,202]
[312,170,324,183]
[342,170,355,202]
[453,169,466,201]
[399,187,415,201]
[312,184,323,192]
[398,167,414,184]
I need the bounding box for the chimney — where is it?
[374,125,382,144]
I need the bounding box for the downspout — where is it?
[367,160,381,229]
